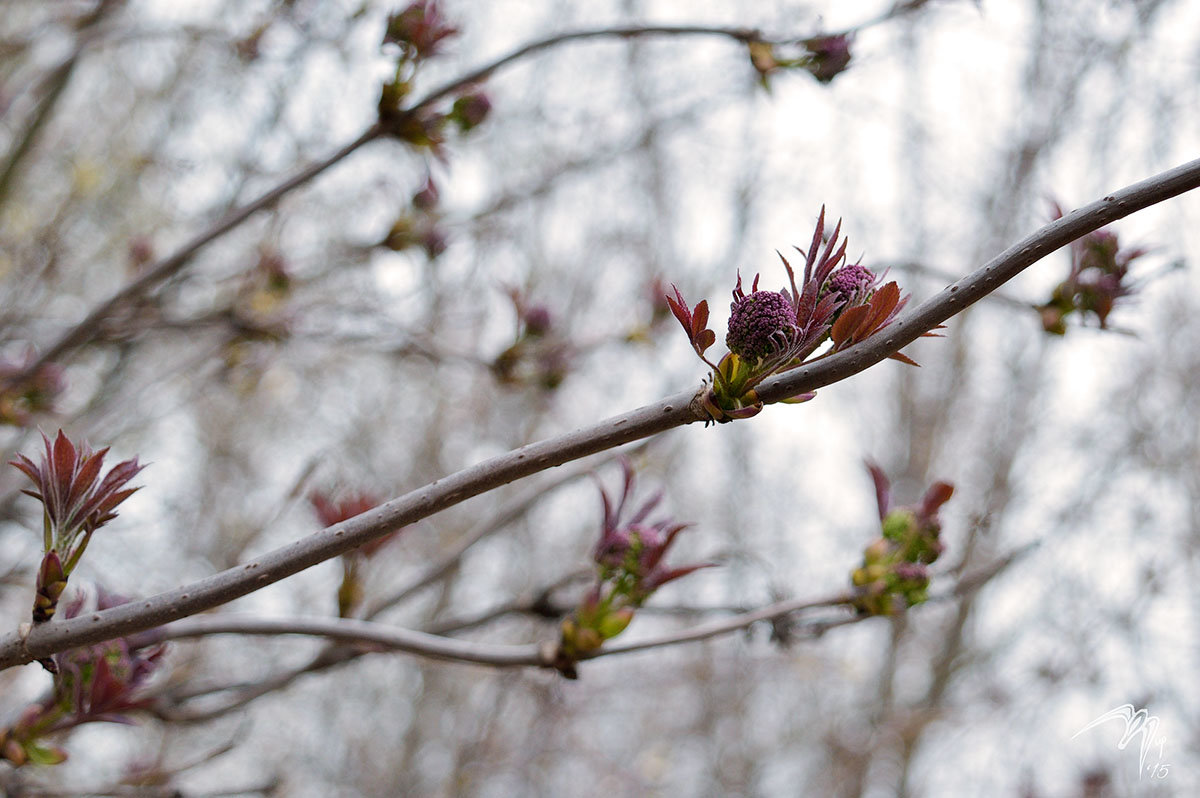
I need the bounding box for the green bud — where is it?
[25,742,68,766]
[863,538,891,565]
[598,607,635,640]
[881,509,917,543]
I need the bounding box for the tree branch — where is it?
[154,591,853,673]
[579,593,855,659]
[1,158,1198,672]
[8,122,386,385]
[0,1,120,207]
[405,25,765,113]
[156,614,544,668]
[403,2,940,114]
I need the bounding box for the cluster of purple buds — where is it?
[725,286,798,361]
[1038,202,1145,334]
[802,35,853,83]
[229,249,294,343]
[748,34,853,89]
[667,208,916,423]
[492,288,571,390]
[377,2,492,153]
[822,262,876,309]
[851,463,953,616]
[449,91,492,132]
[554,460,711,677]
[381,177,448,260]
[383,0,458,61]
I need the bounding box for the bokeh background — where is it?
[2,0,1199,795]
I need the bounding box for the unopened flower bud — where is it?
[523,305,552,336]
[451,92,491,131]
[863,538,892,565]
[412,179,439,211]
[823,263,876,306]
[804,35,852,83]
[881,509,917,543]
[598,607,635,640]
[726,290,796,360]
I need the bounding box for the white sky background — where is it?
[2,0,1200,795]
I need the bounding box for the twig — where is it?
[8,122,385,385]
[580,593,855,659]
[150,558,1010,715]
[157,591,852,671]
[403,3,941,114]
[2,159,1198,672]
[888,260,1035,312]
[405,25,766,113]
[159,570,589,720]
[157,614,545,668]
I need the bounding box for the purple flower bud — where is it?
[127,236,154,270]
[383,1,458,60]
[421,227,448,259]
[412,179,439,211]
[522,305,553,336]
[891,562,928,583]
[804,35,852,83]
[451,92,492,131]
[726,290,796,360]
[823,263,876,305]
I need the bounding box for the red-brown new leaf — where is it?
[887,351,921,367]
[858,282,901,341]
[831,304,870,347]
[692,300,711,342]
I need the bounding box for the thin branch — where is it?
[938,541,1041,600]
[158,570,589,721]
[888,260,1036,312]
[8,784,278,798]
[405,25,766,113]
[160,464,619,716]
[580,593,855,659]
[404,3,939,115]
[3,11,932,385]
[7,122,385,386]
[157,615,544,668]
[157,591,852,672]
[422,568,590,634]
[2,159,1199,672]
